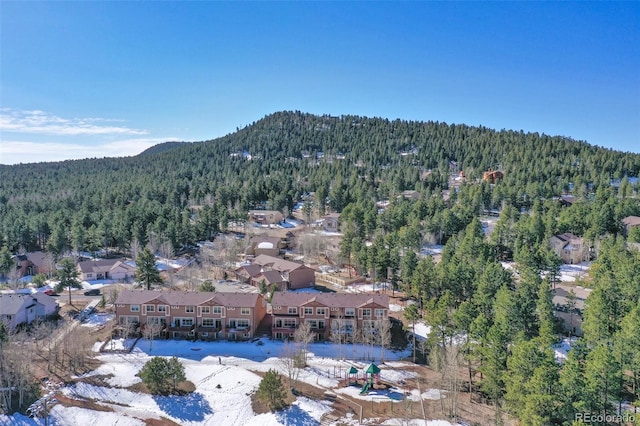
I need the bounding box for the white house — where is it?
[0,293,58,329]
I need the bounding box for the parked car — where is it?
[83,289,101,296]
[43,289,56,296]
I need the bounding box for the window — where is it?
[316,307,326,316]
[303,307,313,315]
[345,308,355,317]
[307,320,326,329]
[202,318,215,327]
[213,306,222,314]
[145,304,155,312]
[241,307,250,315]
[147,316,162,325]
[237,319,249,328]
[363,320,377,329]
[362,308,372,317]
[158,305,166,312]
[178,318,194,327]
[288,307,298,315]
[120,316,138,325]
[375,308,385,318]
[283,319,297,328]
[185,306,195,313]
[201,306,210,314]
[87,273,93,278]
[130,305,140,312]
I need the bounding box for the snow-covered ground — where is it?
[0,312,462,426]
[553,337,576,362]
[558,262,591,282]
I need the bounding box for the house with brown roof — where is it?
[77,259,136,281]
[549,233,588,264]
[114,290,267,341]
[270,292,389,342]
[322,213,341,233]
[482,170,504,184]
[245,235,282,257]
[248,210,284,225]
[252,255,315,289]
[622,216,640,237]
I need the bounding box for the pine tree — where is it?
[139,356,185,395]
[257,369,286,411]
[55,258,81,305]
[136,248,162,290]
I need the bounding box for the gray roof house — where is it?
[0,293,58,329]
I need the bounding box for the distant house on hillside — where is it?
[248,210,283,225]
[482,170,504,184]
[549,233,588,264]
[400,190,420,200]
[77,259,136,281]
[0,293,58,329]
[622,216,640,237]
[558,194,576,208]
[322,213,341,233]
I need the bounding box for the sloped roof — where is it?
[0,294,35,315]
[78,259,124,273]
[622,216,640,227]
[115,290,261,308]
[271,292,388,309]
[255,270,285,284]
[253,255,308,273]
[235,264,262,278]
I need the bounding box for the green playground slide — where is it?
[360,382,371,395]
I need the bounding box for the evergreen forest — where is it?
[1,111,639,424]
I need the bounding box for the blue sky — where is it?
[1,2,638,164]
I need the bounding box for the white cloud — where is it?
[0,138,179,165]
[0,108,148,136]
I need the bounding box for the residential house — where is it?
[0,293,58,329]
[482,170,504,184]
[11,255,34,278]
[245,235,282,257]
[558,194,576,208]
[550,233,588,264]
[322,213,340,233]
[400,190,420,201]
[622,216,640,237]
[248,210,284,225]
[114,290,267,341]
[77,259,136,281]
[252,254,316,289]
[270,292,389,341]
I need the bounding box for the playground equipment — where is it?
[359,363,381,395]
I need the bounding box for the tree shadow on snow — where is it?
[153,392,213,422]
[276,404,320,426]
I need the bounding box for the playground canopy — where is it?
[348,366,358,375]
[365,363,381,375]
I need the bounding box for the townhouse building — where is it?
[270,292,389,342]
[114,290,267,341]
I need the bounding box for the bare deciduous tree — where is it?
[279,341,303,388]
[377,319,392,363]
[294,321,315,365]
[143,319,164,351]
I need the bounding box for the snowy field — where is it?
[0,318,461,426]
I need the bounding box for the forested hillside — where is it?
[1,111,640,424]
[1,111,639,255]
